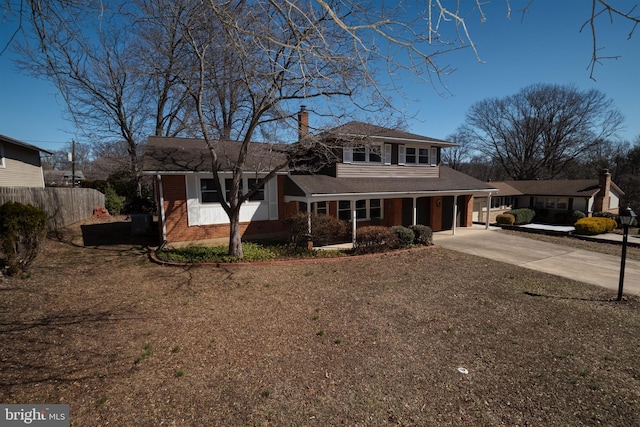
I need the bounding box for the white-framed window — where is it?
[343,144,383,164]
[314,201,328,215]
[0,143,5,168]
[355,199,367,219]
[298,201,328,215]
[225,178,242,202]
[370,199,382,218]
[200,179,220,203]
[200,177,266,204]
[491,196,513,209]
[247,178,265,201]
[534,197,568,210]
[399,145,437,166]
[337,199,383,221]
[338,200,351,220]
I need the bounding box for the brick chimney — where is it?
[594,168,611,213]
[298,105,309,141]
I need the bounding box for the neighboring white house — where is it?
[0,134,53,188]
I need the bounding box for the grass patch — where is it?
[134,343,152,364]
[157,242,345,264]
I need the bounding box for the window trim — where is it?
[199,176,267,204]
[0,143,5,168]
[200,178,220,203]
[337,199,384,221]
[402,144,432,166]
[343,144,384,164]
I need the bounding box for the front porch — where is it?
[285,194,475,246]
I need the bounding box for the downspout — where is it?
[157,174,167,242]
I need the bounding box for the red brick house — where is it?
[143,113,497,246]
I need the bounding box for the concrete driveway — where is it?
[434,227,640,298]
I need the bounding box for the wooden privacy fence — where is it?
[0,187,105,231]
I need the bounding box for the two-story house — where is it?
[143,108,498,246]
[0,134,53,188]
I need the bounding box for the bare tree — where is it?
[6,0,640,256]
[14,0,195,196]
[463,83,623,180]
[442,127,475,171]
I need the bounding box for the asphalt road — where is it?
[434,227,640,298]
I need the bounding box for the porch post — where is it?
[351,201,357,244]
[307,202,312,235]
[452,195,458,235]
[412,197,417,226]
[485,193,492,229]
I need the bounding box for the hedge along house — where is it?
[472,169,624,224]
[143,108,498,246]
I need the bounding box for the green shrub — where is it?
[286,213,347,246]
[496,213,515,225]
[0,202,48,276]
[593,211,617,220]
[104,184,125,215]
[505,208,535,225]
[571,210,586,223]
[354,226,398,254]
[574,217,618,235]
[409,224,433,246]
[391,226,414,248]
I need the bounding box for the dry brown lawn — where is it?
[1,217,640,426]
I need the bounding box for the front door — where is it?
[401,198,413,227]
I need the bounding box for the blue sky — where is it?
[1,1,639,153]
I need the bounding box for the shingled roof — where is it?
[501,179,624,197]
[322,121,458,147]
[286,166,496,197]
[142,136,289,174]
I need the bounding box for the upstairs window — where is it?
[343,144,383,164]
[0,143,5,168]
[405,147,430,165]
[399,145,438,166]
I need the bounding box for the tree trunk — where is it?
[228,209,243,258]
